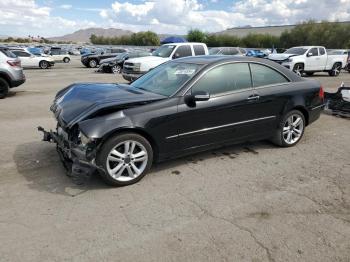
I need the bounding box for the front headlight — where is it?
[79,132,91,146]
[287,58,293,62]
[133,63,141,71]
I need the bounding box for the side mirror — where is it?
[307,52,313,57]
[173,53,180,59]
[185,91,210,107]
[193,91,210,101]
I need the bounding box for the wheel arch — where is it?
[291,106,309,126]
[98,127,160,162]
[0,73,11,87]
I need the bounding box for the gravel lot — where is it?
[0,57,349,262]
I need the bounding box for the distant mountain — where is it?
[49,28,133,43]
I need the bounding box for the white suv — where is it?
[122,42,208,81]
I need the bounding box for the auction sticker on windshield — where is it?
[174,68,196,75]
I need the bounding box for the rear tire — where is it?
[0,78,9,99]
[97,133,153,186]
[63,57,70,63]
[328,63,341,76]
[271,110,306,147]
[39,60,49,69]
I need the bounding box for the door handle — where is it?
[247,94,260,101]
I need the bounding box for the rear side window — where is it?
[12,51,31,57]
[193,45,205,55]
[319,48,325,55]
[222,48,238,55]
[192,63,252,95]
[239,48,246,54]
[0,49,16,58]
[250,63,288,87]
[174,45,192,58]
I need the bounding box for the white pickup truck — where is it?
[122,42,209,81]
[268,46,348,77]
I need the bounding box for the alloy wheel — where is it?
[282,114,304,145]
[333,64,341,76]
[106,140,148,181]
[294,65,303,76]
[112,65,121,74]
[89,60,97,68]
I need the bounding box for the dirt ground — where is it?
[0,57,349,262]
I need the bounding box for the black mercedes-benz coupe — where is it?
[39,56,324,186]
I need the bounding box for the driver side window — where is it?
[191,63,252,96]
[173,46,192,59]
[309,48,318,56]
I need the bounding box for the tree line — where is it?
[90,21,350,49]
[187,21,350,49]
[90,31,160,46]
[0,36,71,44]
[3,21,349,49]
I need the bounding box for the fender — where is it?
[78,110,133,139]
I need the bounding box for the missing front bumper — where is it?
[38,126,103,184]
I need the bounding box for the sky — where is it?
[0,0,350,37]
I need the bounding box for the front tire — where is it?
[0,78,9,99]
[63,57,70,63]
[88,59,97,68]
[97,133,153,186]
[271,110,305,147]
[39,60,49,69]
[293,63,304,76]
[112,65,122,74]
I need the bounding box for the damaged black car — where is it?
[39,56,325,186]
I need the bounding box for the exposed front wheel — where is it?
[63,57,70,63]
[271,110,305,147]
[39,60,49,69]
[328,63,341,76]
[112,65,121,74]
[0,78,9,99]
[293,63,304,76]
[97,133,153,186]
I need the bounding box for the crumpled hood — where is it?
[268,53,298,61]
[51,83,165,128]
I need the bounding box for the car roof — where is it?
[163,42,206,46]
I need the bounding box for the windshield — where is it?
[284,47,308,55]
[131,62,202,97]
[152,45,175,58]
[209,48,221,55]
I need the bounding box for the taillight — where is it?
[319,86,324,100]
[7,60,21,67]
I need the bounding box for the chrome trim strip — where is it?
[311,104,325,110]
[166,115,276,139]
